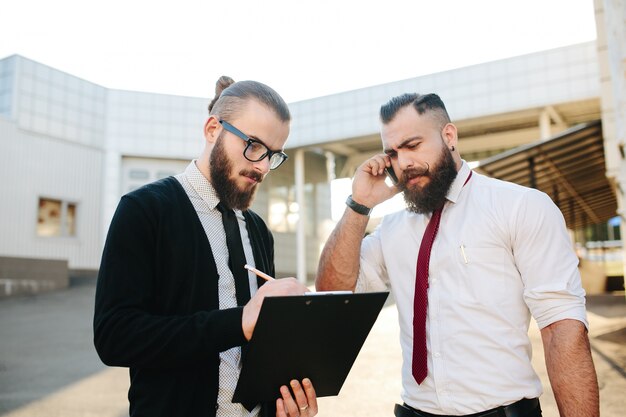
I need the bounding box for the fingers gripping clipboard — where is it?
[233,291,389,403]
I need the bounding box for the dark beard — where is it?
[209,134,263,210]
[399,145,458,214]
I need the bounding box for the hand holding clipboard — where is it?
[235,289,389,403]
[240,265,322,413]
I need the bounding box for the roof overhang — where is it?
[475,120,616,229]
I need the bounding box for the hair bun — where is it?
[208,75,235,113]
[215,75,235,96]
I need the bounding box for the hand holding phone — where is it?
[351,155,401,209]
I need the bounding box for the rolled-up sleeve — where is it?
[512,190,588,329]
[356,224,391,293]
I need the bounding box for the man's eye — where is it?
[248,141,266,153]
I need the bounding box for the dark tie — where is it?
[412,171,472,384]
[217,202,251,306]
[412,204,443,384]
[217,203,257,412]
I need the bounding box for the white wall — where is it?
[12,56,107,149]
[0,117,104,269]
[0,56,15,119]
[287,42,600,147]
[105,89,205,158]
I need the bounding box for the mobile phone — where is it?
[385,166,399,185]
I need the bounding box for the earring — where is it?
[450,146,455,151]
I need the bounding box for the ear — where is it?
[204,116,221,144]
[441,123,458,150]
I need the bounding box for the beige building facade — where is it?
[0,0,624,295]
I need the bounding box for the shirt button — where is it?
[434,352,441,358]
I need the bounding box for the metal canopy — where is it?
[475,120,617,230]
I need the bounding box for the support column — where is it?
[295,149,306,284]
[528,157,536,189]
[539,109,551,140]
[101,150,122,245]
[594,0,626,294]
[325,151,336,182]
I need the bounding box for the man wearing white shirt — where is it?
[316,93,599,417]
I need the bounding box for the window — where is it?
[37,197,77,237]
[156,170,175,179]
[268,184,315,235]
[66,202,76,236]
[269,186,292,233]
[129,169,150,180]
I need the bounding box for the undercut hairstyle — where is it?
[207,75,291,122]
[380,93,451,129]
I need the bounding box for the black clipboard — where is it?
[232,291,389,403]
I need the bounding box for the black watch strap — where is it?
[346,195,372,216]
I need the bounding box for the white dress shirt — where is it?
[356,160,588,415]
[176,161,260,417]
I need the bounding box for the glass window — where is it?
[0,92,11,115]
[0,74,12,92]
[268,185,316,235]
[269,186,290,233]
[129,169,150,180]
[37,198,77,237]
[37,198,62,236]
[67,203,76,236]
[156,171,175,179]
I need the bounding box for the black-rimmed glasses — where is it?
[219,120,289,170]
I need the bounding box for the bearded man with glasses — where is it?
[94,76,318,417]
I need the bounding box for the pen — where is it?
[244,264,275,281]
[460,245,468,264]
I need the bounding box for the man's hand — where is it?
[242,278,308,340]
[315,153,399,292]
[352,153,400,209]
[276,378,318,417]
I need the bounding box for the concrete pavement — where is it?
[0,281,624,417]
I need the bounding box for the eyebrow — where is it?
[225,121,284,152]
[245,132,286,154]
[384,136,423,154]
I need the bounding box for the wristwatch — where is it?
[345,195,372,216]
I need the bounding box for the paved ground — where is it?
[0,282,624,417]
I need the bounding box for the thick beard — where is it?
[209,134,263,210]
[400,145,458,214]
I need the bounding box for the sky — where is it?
[1,0,597,103]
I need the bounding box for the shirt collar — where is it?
[184,160,220,210]
[446,160,472,204]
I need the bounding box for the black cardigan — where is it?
[94,177,276,417]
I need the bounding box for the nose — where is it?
[397,151,415,171]
[253,156,271,175]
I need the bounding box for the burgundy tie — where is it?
[412,204,443,384]
[412,171,472,384]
